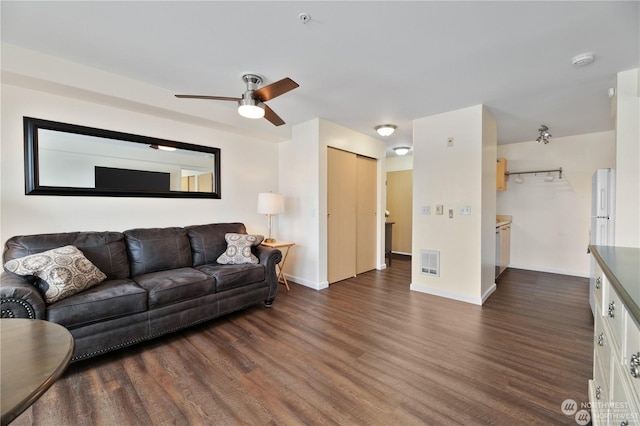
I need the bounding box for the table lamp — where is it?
[257,192,284,243]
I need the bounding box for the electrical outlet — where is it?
[447,137,454,147]
[422,205,431,215]
[435,204,443,215]
[460,205,471,215]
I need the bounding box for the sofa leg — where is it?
[264,299,274,308]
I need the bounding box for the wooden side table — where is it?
[261,241,295,291]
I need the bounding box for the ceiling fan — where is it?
[175,74,299,126]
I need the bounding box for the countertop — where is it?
[496,215,512,228]
[590,245,640,327]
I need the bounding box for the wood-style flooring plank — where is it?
[11,261,593,425]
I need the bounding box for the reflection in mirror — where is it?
[24,117,221,198]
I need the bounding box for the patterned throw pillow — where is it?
[4,245,107,304]
[216,233,264,265]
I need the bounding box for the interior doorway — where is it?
[386,170,413,260]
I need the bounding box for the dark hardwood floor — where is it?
[12,258,594,425]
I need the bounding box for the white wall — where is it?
[411,105,497,305]
[278,119,323,288]
[385,155,413,172]
[614,68,640,247]
[481,108,498,297]
[497,131,616,277]
[1,65,279,244]
[279,119,386,290]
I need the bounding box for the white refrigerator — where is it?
[589,168,615,315]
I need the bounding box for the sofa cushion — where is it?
[197,264,265,292]
[4,245,107,304]
[132,267,216,309]
[186,223,248,267]
[124,227,192,276]
[72,232,130,279]
[47,278,147,328]
[3,231,130,280]
[216,233,264,265]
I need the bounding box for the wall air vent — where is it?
[421,249,440,277]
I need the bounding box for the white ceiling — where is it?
[2,1,639,155]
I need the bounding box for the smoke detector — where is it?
[298,13,311,24]
[571,53,595,67]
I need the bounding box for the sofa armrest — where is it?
[255,245,283,304]
[1,272,46,319]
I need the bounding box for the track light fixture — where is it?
[536,125,552,144]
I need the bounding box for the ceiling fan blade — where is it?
[253,78,299,102]
[263,104,286,126]
[175,94,241,101]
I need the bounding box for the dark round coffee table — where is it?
[1,319,74,426]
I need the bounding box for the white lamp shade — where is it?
[257,192,284,215]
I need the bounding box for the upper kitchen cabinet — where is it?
[496,157,507,191]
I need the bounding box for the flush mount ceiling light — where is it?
[535,125,552,144]
[238,96,266,119]
[394,146,411,156]
[375,124,397,137]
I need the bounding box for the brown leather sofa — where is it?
[0,223,282,362]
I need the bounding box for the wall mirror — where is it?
[24,117,221,198]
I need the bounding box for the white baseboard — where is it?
[284,274,328,290]
[482,283,497,303]
[506,263,589,278]
[409,283,485,306]
[377,263,387,270]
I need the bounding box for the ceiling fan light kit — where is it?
[175,73,299,126]
[535,124,552,144]
[238,97,265,119]
[375,124,397,137]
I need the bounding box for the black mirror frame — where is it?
[24,117,221,199]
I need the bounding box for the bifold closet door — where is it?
[356,155,377,274]
[327,147,357,284]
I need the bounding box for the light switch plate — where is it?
[422,205,431,215]
[460,205,471,215]
[435,204,443,215]
[449,209,454,218]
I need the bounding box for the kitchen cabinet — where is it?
[496,157,507,191]
[496,218,511,277]
[589,246,640,425]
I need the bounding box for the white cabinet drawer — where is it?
[604,281,626,354]
[596,307,613,392]
[625,313,640,403]
[610,361,640,425]
[594,263,605,311]
[593,357,611,425]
